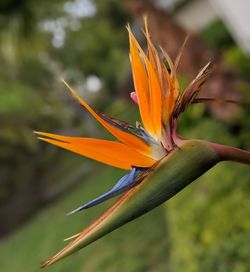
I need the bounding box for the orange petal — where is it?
[145,59,162,138]
[128,28,162,138]
[144,17,159,75]
[35,131,155,170]
[62,81,151,157]
[162,64,175,120]
[144,18,165,116]
[127,26,153,135]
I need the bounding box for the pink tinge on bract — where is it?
[130,91,139,104]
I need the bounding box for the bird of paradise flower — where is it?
[35,19,250,268]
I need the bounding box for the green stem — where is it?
[209,142,250,165]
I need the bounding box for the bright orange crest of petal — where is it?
[35,131,155,170]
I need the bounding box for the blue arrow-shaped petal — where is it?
[67,167,147,215]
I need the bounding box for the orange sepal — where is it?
[62,81,152,157]
[128,27,162,138]
[127,26,153,135]
[34,131,155,170]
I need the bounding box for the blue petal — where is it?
[67,167,147,215]
[136,122,157,145]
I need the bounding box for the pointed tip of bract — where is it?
[41,251,68,269]
[66,207,83,216]
[62,79,79,101]
[40,260,50,269]
[63,232,81,242]
[41,256,58,269]
[143,15,148,31]
[174,34,190,70]
[125,23,131,33]
[62,79,89,108]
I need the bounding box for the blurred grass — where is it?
[0,165,170,272]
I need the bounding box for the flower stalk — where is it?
[209,142,250,165]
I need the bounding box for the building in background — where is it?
[158,0,250,55]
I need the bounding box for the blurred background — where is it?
[0,0,249,271]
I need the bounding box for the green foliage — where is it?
[0,81,42,116]
[167,158,250,272]
[224,46,250,77]
[200,20,234,53]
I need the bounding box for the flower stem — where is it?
[209,142,250,165]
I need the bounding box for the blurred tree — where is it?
[0,0,132,236]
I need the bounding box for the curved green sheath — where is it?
[41,139,239,267]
